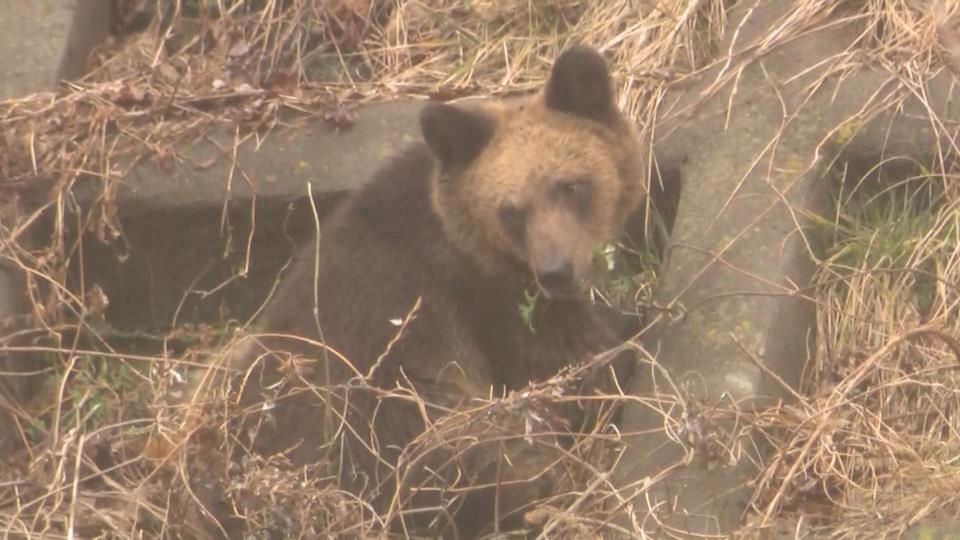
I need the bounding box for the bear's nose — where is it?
[536,263,575,296]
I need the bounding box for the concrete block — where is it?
[69,101,425,332]
[0,0,79,99]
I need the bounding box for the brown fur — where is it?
[192,45,645,538]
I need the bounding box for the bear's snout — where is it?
[535,258,576,297]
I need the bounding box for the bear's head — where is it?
[421,45,644,298]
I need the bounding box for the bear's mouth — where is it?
[534,275,581,299]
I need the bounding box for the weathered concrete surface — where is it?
[0,257,30,449]
[71,101,425,331]
[0,0,78,99]
[615,0,960,535]
[0,0,83,454]
[0,0,424,332]
[73,101,425,213]
[56,0,114,82]
[905,519,960,540]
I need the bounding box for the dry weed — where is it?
[1,0,959,538]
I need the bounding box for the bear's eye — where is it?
[556,177,591,197]
[555,177,593,218]
[498,204,527,245]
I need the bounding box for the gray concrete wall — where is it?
[0,0,428,337]
[0,0,78,99]
[0,0,106,453]
[73,101,424,332]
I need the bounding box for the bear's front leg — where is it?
[381,369,567,539]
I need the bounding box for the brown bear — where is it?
[187,45,646,538]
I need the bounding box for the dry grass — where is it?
[1,0,960,538]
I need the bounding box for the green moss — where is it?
[833,118,861,146]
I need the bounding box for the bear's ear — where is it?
[420,102,496,171]
[544,45,615,122]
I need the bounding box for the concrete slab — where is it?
[0,0,81,454]
[77,100,425,213]
[56,0,113,82]
[70,100,425,331]
[0,0,82,321]
[0,0,424,342]
[0,0,77,100]
[0,0,425,333]
[615,2,960,535]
